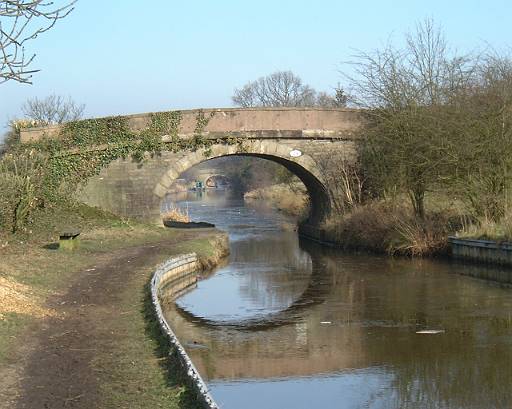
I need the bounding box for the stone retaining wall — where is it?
[150,253,219,409]
[449,237,512,268]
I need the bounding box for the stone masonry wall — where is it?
[20,107,364,143]
[79,138,357,222]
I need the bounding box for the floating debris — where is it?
[185,341,208,349]
[416,330,445,334]
[229,224,255,229]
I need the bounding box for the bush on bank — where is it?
[316,21,512,251]
[0,151,46,234]
[346,21,512,226]
[322,201,465,257]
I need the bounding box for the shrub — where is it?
[0,151,48,233]
[161,205,190,223]
[322,201,397,253]
[391,212,459,257]
[322,201,462,256]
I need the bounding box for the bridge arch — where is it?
[153,140,330,223]
[203,174,229,188]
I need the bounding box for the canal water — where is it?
[161,190,512,409]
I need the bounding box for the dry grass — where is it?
[391,213,455,256]
[244,183,309,217]
[457,214,512,242]
[322,201,463,257]
[0,276,55,320]
[0,223,176,322]
[161,205,190,223]
[322,201,397,252]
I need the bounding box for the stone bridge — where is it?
[188,167,230,188]
[20,107,364,237]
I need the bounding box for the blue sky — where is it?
[1,0,511,138]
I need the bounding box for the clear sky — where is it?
[1,0,511,139]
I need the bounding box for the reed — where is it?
[161,205,190,223]
[322,201,462,257]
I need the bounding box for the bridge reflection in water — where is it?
[161,191,512,409]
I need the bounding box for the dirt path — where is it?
[9,234,206,409]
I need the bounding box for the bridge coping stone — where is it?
[19,107,364,143]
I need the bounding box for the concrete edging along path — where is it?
[150,253,219,409]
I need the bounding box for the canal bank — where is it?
[151,254,221,409]
[243,185,458,258]
[0,218,228,409]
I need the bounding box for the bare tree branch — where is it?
[0,0,76,84]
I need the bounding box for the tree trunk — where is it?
[409,188,425,219]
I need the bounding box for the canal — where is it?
[161,190,512,409]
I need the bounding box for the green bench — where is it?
[59,229,81,251]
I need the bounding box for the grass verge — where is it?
[96,235,228,409]
[0,203,228,408]
[456,215,512,242]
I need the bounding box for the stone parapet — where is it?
[19,107,364,143]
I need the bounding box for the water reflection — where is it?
[162,191,512,409]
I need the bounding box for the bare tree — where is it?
[232,70,317,107]
[21,94,84,124]
[0,0,76,84]
[452,53,512,220]
[345,19,476,218]
[347,20,475,111]
[316,84,348,107]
